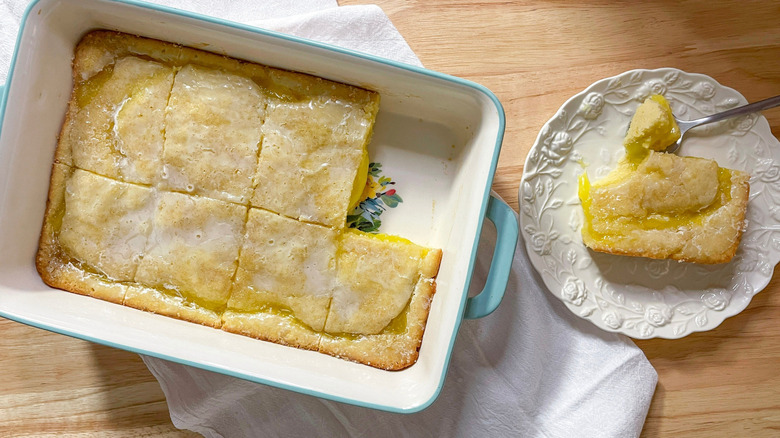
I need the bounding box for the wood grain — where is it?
[0,318,197,437]
[2,0,779,436]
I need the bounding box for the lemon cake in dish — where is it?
[37,164,152,304]
[579,95,750,264]
[36,30,441,370]
[160,64,265,204]
[253,74,380,228]
[223,227,442,369]
[318,230,441,370]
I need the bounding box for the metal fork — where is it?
[666,94,780,154]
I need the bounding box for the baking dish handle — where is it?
[464,194,518,319]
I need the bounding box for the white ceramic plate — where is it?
[519,68,780,339]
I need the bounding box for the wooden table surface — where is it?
[2,0,779,436]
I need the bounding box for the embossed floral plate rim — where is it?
[519,68,780,339]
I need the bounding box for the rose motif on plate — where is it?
[702,290,730,311]
[603,311,623,329]
[528,230,553,256]
[733,113,758,132]
[578,92,605,120]
[542,132,573,166]
[645,305,673,327]
[645,260,670,278]
[693,81,716,99]
[542,131,573,166]
[755,159,780,183]
[562,277,587,306]
[635,78,667,101]
[521,181,536,203]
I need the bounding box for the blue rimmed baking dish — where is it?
[0,0,516,413]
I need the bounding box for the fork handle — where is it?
[683,94,780,129]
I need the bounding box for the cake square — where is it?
[224,208,338,334]
[36,164,151,304]
[127,191,247,326]
[57,168,156,282]
[318,278,437,371]
[160,64,265,204]
[324,231,440,335]
[318,230,441,369]
[67,31,183,83]
[58,55,174,184]
[251,75,380,227]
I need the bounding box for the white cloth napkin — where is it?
[0,1,658,436]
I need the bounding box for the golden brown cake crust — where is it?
[123,285,223,328]
[221,310,322,351]
[38,30,442,371]
[421,249,444,278]
[318,278,437,370]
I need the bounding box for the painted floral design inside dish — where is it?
[347,162,403,232]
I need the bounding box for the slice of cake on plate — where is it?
[579,94,750,264]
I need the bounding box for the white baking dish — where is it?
[0,0,517,412]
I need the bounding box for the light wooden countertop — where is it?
[2,0,779,436]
